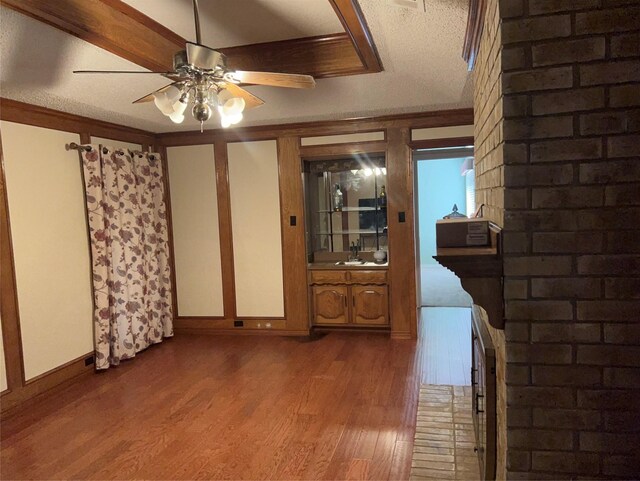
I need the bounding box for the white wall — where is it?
[301,131,385,146]
[167,144,224,317]
[227,140,284,318]
[411,125,474,141]
[90,136,142,152]
[1,121,93,380]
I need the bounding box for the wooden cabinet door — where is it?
[312,286,349,325]
[352,286,388,325]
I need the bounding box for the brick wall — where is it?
[485,0,640,479]
[473,0,508,478]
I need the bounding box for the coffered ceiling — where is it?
[0,0,472,133]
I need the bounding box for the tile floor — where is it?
[410,386,480,480]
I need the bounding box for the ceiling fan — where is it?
[74,0,316,131]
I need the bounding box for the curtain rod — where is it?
[65,142,146,157]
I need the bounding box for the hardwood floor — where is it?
[1,332,421,480]
[419,308,472,386]
[1,311,471,480]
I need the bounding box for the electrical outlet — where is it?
[234,320,244,327]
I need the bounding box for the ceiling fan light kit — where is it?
[73,0,316,132]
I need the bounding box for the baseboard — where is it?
[174,327,310,337]
[0,352,94,419]
[391,331,414,340]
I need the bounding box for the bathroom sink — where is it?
[335,261,382,266]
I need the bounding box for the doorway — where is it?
[415,146,474,307]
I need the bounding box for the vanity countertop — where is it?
[308,262,389,270]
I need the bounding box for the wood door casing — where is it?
[312,286,349,324]
[352,286,388,325]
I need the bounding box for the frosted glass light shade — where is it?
[222,97,245,116]
[228,112,243,125]
[154,93,175,116]
[169,112,185,124]
[173,99,188,116]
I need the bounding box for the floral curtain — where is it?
[80,145,173,369]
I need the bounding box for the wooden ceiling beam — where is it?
[2,0,382,78]
[328,0,383,73]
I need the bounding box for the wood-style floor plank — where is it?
[1,333,420,480]
[1,312,471,480]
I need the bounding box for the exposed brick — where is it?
[607,231,640,254]
[509,429,573,450]
[578,388,637,409]
[580,60,640,86]
[532,37,605,66]
[503,47,527,71]
[531,323,601,343]
[580,431,640,453]
[604,411,640,432]
[503,232,529,253]
[577,345,640,366]
[604,324,640,344]
[508,407,533,427]
[505,164,573,186]
[533,408,601,430]
[608,134,640,158]
[507,343,573,363]
[531,278,601,298]
[500,0,525,18]
[502,15,571,44]
[530,138,602,163]
[504,256,573,276]
[577,255,640,275]
[508,364,531,384]
[506,321,530,341]
[576,7,640,34]
[531,451,600,474]
[529,0,600,14]
[532,186,603,208]
[505,280,529,299]
[532,232,603,254]
[532,365,601,386]
[504,116,573,140]
[603,455,640,478]
[505,210,579,232]
[580,160,640,184]
[503,67,573,94]
[504,95,529,117]
[507,450,531,471]
[576,207,640,231]
[506,300,573,320]
[504,188,529,208]
[509,386,575,407]
[580,111,630,135]
[610,84,640,107]
[532,88,605,116]
[605,278,640,299]
[605,184,640,206]
[504,142,528,163]
[577,300,640,320]
[611,32,640,58]
[603,367,640,388]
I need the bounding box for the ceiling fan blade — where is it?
[74,70,175,75]
[222,83,265,110]
[231,71,316,89]
[186,42,226,70]
[132,82,181,104]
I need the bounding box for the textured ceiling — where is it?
[0,0,472,133]
[121,0,345,47]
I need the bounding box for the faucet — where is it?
[349,239,361,261]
